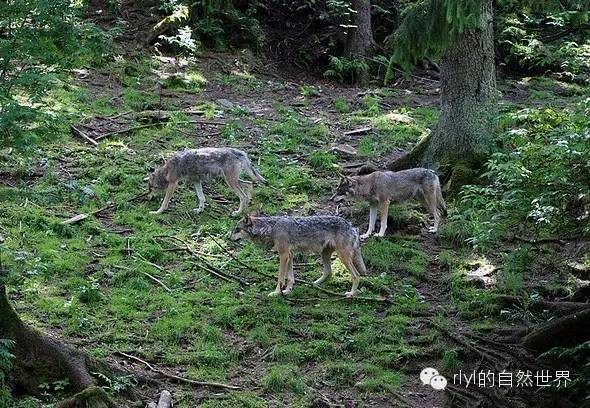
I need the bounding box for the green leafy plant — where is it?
[0,0,114,147]
[323,56,369,84]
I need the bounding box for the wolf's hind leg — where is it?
[361,205,378,239]
[224,167,250,216]
[423,189,441,233]
[194,180,205,213]
[314,248,333,285]
[376,199,390,237]
[150,181,177,214]
[337,249,360,297]
[282,253,295,295]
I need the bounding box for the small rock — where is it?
[330,144,357,157]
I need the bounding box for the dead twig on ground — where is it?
[154,235,250,286]
[115,351,240,390]
[343,126,371,136]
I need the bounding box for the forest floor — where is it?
[2,32,589,408]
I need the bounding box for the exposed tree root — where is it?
[495,294,590,316]
[115,351,240,390]
[521,308,590,353]
[1,282,114,407]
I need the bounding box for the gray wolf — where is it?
[148,147,265,215]
[230,215,365,297]
[332,168,446,238]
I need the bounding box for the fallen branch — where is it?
[343,126,371,136]
[154,235,250,286]
[70,124,99,146]
[95,119,225,141]
[141,271,172,293]
[115,351,240,390]
[62,191,149,225]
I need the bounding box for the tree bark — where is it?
[344,0,375,85]
[0,281,113,407]
[387,0,496,170]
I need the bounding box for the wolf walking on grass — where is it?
[332,168,446,238]
[231,215,366,297]
[148,147,266,215]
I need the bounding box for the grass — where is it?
[4,55,583,407]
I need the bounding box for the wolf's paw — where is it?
[268,290,281,297]
[149,210,161,215]
[231,210,242,217]
[360,233,371,240]
[345,290,357,298]
[312,278,324,286]
[194,207,204,214]
[281,288,293,295]
[375,232,386,238]
[427,226,438,233]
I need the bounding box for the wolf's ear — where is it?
[245,214,253,226]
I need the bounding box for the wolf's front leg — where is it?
[360,205,377,239]
[194,181,206,213]
[269,253,288,296]
[376,199,390,237]
[150,182,177,214]
[282,254,294,295]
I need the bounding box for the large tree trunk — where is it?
[0,280,113,407]
[387,0,496,171]
[344,0,375,85]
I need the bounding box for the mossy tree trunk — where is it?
[387,0,496,171]
[0,280,112,407]
[344,0,375,85]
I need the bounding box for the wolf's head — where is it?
[230,214,254,241]
[331,175,357,202]
[147,166,168,192]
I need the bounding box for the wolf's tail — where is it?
[432,172,447,217]
[352,230,367,275]
[352,247,367,276]
[241,156,266,184]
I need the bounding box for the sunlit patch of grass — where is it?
[363,237,429,278]
[162,71,208,92]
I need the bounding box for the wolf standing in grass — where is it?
[148,147,265,215]
[332,168,446,238]
[231,215,365,297]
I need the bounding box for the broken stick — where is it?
[70,124,98,146]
